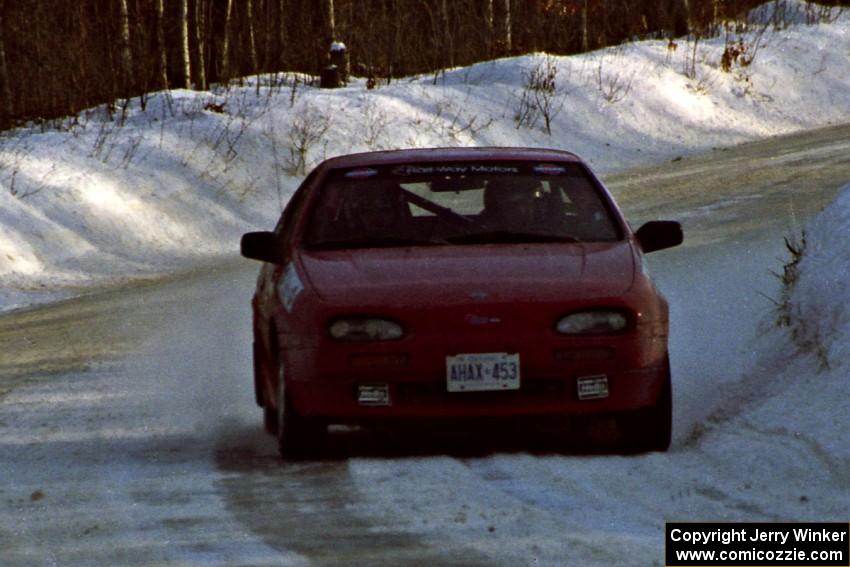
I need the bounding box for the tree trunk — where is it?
[494,0,511,54]
[193,0,207,90]
[527,0,542,52]
[117,0,133,95]
[581,0,589,52]
[220,0,233,81]
[178,0,191,88]
[264,0,275,71]
[681,0,693,32]
[278,0,286,69]
[318,0,335,74]
[671,0,690,36]
[322,0,335,45]
[32,0,48,118]
[440,0,453,68]
[0,0,12,128]
[153,0,168,90]
[247,0,258,73]
[69,3,91,109]
[484,0,494,57]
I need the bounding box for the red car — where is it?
[241,147,682,456]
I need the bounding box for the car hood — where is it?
[299,241,636,306]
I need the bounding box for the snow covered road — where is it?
[1,126,849,566]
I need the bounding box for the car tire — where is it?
[253,340,265,407]
[617,360,672,453]
[275,361,326,459]
[263,404,278,435]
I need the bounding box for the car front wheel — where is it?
[617,361,672,453]
[275,361,326,458]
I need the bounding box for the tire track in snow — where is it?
[214,431,493,566]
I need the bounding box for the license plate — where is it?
[446,353,520,392]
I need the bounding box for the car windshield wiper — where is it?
[306,235,450,250]
[446,230,581,245]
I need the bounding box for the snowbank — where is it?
[726,183,850,464]
[791,183,850,370]
[1,8,849,310]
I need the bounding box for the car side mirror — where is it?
[635,221,683,253]
[241,231,283,264]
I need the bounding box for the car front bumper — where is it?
[283,341,669,421]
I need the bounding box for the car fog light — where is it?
[556,311,629,334]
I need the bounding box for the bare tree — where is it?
[220,0,234,81]
[278,0,287,68]
[581,0,589,52]
[31,0,51,118]
[322,0,336,44]
[247,0,259,73]
[154,0,169,90]
[264,0,276,71]
[484,0,494,56]
[117,0,133,94]
[512,0,543,53]
[193,0,207,90]
[440,0,453,68]
[313,0,336,75]
[178,0,191,88]
[0,0,769,130]
[494,0,511,54]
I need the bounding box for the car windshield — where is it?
[303,161,622,249]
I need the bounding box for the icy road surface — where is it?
[1,124,849,566]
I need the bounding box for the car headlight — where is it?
[329,318,404,341]
[556,311,629,334]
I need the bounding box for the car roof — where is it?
[317,147,584,170]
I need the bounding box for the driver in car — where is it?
[480,179,544,230]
